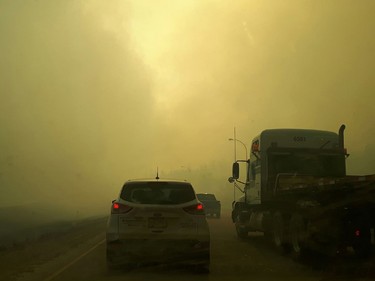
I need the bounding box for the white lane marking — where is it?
[43,238,105,281]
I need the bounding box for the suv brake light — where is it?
[111,202,133,214]
[183,203,205,215]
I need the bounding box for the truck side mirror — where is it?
[232,162,239,179]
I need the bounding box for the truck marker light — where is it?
[113,203,120,209]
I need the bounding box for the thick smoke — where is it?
[1,0,374,213]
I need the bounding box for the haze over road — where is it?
[1,0,375,212]
[1,1,374,280]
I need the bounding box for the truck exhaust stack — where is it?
[339,124,346,149]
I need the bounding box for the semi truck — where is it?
[229,125,375,259]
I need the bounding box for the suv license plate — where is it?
[148,218,167,229]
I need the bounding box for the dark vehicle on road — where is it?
[197,193,221,218]
[106,178,210,272]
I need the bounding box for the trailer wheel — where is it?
[272,212,289,253]
[289,213,308,260]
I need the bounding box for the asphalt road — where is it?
[9,213,375,281]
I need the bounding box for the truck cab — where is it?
[243,128,347,205]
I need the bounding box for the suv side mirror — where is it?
[232,162,239,179]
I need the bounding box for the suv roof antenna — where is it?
[156,167,159,180]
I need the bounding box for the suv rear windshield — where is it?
[197,194,217,201]
[120,181,196,205]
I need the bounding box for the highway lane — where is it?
[9,214,375,281]
[30,214,327,281]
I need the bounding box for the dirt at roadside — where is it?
[0,216,107,281]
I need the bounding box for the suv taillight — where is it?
[111,202,133,214]
[183,203,205,215]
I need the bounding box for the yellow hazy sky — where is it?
[1,0,374,209]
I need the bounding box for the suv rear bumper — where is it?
[106,238,210,265]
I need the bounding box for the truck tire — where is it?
[289,213,308,260]
[272,212,290,253]
[235,214,248,239]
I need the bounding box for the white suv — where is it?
[106,179,210,272]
